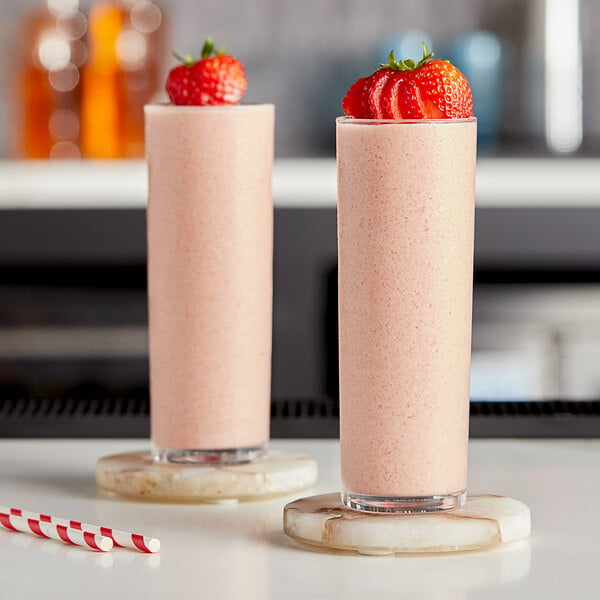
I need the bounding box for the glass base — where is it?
[152,443,268,466]
[342,489,467,514]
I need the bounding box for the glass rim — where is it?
[144,103,274,113]
[336,116,477,125]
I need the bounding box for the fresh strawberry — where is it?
[341,76,368,118]
[380,73,408,119]
[363,68,394,118]
[408,58,472,118]
[166,38,247,106]
[342,43,473,119]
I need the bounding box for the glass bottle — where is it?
[16,0,87,159]
[81,0,166,158]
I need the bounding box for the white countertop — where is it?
[1,157,600,209]
[1,438,600,598]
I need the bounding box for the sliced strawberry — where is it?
[364,68,394,119]
[381,72,405,118]
[340,43,473,120]
[399,79,429,119]
[379,73,397,118]
[342,76,368,118]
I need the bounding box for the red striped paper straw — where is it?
[0,512,113,552]
[0,506,160,553]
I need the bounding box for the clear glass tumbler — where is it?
[145,104,275,465]
[337,117,477,512]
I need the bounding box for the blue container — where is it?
[450,31,504,150]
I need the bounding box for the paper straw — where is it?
[0,506,160,553]
[0,512,113,552]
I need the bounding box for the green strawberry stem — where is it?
[380,41,435,71]
[172,51,196,67]
[201,37,226,59]
[172,37,226,67]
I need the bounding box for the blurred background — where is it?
[2,0,600,157]
[1,0,600,436]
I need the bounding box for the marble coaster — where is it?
[284,493,531,555]
[96,450,318,503]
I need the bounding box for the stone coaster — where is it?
[283,493,531,555]
[96,450,318,503]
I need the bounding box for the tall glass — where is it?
[337,117,477,512]
[145,104,275,464]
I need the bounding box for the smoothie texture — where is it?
[337,118,476,498]
[146,104,274,451]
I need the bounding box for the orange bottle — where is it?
[81,0,165,158]
[16,1,87,159]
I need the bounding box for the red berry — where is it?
[397,77,429,119]
[341,77,368,118]
[363,68,394,119]
[342,43,473,120]
[410,59,473,119]
[166,38,247,106]
[380,73,407,119]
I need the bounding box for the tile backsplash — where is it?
[1,0,599,157]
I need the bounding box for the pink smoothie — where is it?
[145,104,274,451]
[337,117,476,498]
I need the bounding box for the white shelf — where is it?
[1,157,599,210]
[0,158,337,210]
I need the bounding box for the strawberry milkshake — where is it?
[338,45,476,512]
[146,40,274,464]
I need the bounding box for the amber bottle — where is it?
[16,1,87,158]
[81,0,165,158]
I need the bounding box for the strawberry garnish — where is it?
[342,43,473,120]
[364,68,394,119]
[341,76,369,118]
[166,38,247,106]
[380,73,407,119]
